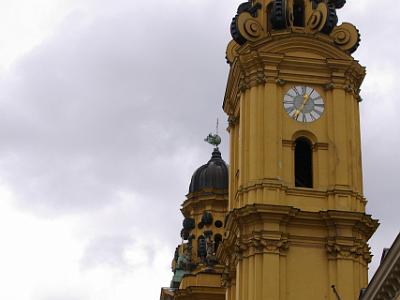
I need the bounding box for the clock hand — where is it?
[293,94,310,119]
[302,94,310,105]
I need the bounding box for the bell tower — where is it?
[219,1,378,300]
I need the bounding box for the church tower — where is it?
[160,136,229,300]
[219,1,378,300]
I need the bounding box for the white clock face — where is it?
[283,86,325,123]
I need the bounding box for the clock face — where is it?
[283,86,325,123]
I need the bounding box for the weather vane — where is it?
[204,119,221,148]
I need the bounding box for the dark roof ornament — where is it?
[330,0,346,9]
[229,0,360,56]
[189,123,228,193]
[271,0,288,30]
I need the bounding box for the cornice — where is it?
[186,188,228,199]
[326,237,373,263]
[321,211,378,262]
[219,204,378,267]
[174,286,225,300]
[233,179,366,204]
[181,189,228,217]
[223,35,365,116]
[282,137,329,150]
[218,204,299,265]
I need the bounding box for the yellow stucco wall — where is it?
[220,34,378,300]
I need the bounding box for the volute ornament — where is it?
[238,13,264,42]
[226,40,239,65]
[231,2,263,45]
[330,22,361,53]
[306,2,329,33]
[229,0,361,54]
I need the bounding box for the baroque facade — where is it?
[160,0,382,299]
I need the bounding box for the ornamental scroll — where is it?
[229,0,360,56]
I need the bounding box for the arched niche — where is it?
[292,130,318,145]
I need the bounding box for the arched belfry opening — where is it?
[295,137,313,188]
[293,0,305,27]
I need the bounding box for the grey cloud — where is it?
[0,0,236,217]
[80,234,161,271]
[0,4,238,294]
[81,235,134,269]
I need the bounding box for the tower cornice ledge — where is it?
[224,35,365,116]
[181,193,228,218]
[219,204,378,267]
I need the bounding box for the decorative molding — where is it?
[218,204,298,267]
[234,233,290,258]
[276,78,286,86]
[324,82,336,90]
[226,40,240,65]
[314,142,329,151]
[223,37,366,115]
[174,285,225,300]
[221,264,236,288]
[220,204,378,265]
[233,179,365,202]
[343,84,354,93]
[281,139,330,156]
[326,238,372,262]
[282,139,294,148]
[321,211,378,264]
[228,116,239,128]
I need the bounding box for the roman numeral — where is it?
[311,96,322,102]
[313,109,322,115]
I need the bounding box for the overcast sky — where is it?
[0,1,398,300]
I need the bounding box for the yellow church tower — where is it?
[160,136,229,300]
[218,1,379,300]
